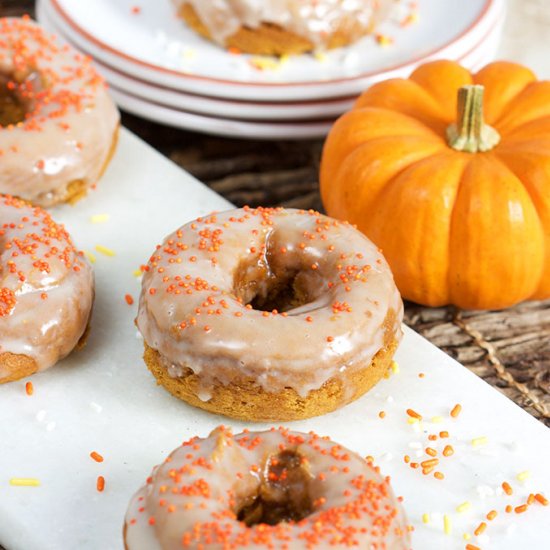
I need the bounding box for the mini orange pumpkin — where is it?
[320,60,550,309]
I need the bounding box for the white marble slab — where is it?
[0,129,549,550]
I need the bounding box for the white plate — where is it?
[36,0,504,139]
[39,0,502,123]
[108,86,336,139]
[74,41,501,140]
[0,129,549,550]
[44,0,504,100]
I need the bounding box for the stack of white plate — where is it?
[37,0,506,139]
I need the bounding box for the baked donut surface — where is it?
[175,0,393,55]
[0,17,119,207]
[124,426,411,550]
[0,195,94,383]
[137,207,403,420]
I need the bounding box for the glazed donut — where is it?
[0,195,94,383]
[0,17,119,207]
[174,0,394,55]
[137,207,403,421]
[124,427,411,549]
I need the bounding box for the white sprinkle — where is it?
[36,410,47,422]
[386,395,394,403]
[409,441,422,449]
[412,422,422,433]
[46,421,56,431]
[476,485,495,499]
[135,331,143,340]
[90,402,103,413]
[415,450,424,458]
[380,452,393,462]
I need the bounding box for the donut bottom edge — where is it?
[178,3,374,56]
[0,315,92,384]
[28,125,120,208]
[143,339,399,421]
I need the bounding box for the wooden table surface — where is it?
[1,0,549,429]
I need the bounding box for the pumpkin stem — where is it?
[446,85,500,153]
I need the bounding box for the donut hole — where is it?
[233,248,324,312]
[0,70,35,126]
[237,450,314,526]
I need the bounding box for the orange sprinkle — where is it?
[131,5,141,14]
[502,481,513,495]
[535,493,549,506]
[326,336,334,342]
[439,431,449,438]
[450,404,462,418]
[378,411,386,419]
[466,545,480,550]
[25,381,33,396]
[124,294,134,305]
[486,510,497,521]
[96,476,105,492]
[474,522,486,536]
[425,447,437,457]
[527,493,535,505]
[418,372,425,378]
[515,504,527,514]
[505,505,513,513]
[434,471,445,480]
[406,408,422,421]
[442,445,454,457]
[90,451,104,463]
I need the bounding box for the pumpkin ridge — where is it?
[327,136,445,222]
[365,151,466,306]
[448,155,545,308]
[473,61,537,125]
[495,81,550,133]
[498,116,550,141]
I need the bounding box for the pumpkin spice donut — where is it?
[137,207,403,421]
[0,195,94,383]
[124,426,412,549]
[0,17,119,207]
[174,0,394,55]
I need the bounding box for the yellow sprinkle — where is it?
[10,478,40,487]
[431,416,444,423]
[249,57,281,71]
[422,513,430,524]
[407,417,420,424]
[84,251,96,264]
[183,47,196,60]
[375,33,394,47]
[456,501,471,513]
[516,470,531,482]
[133,269,143,277]
[391,360,400,374]
[278,54,289,66]
[463,533,471,541]
[314,51,327,62]
[90,214,109,223]
[472,436,488,447]
[95,245,115,257]
[443,514,452,535]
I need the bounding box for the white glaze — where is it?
[137,207,403,399]
[124,427,411,549]
[176,0,395,49]
[0,195,94,380]
[0,17,119,206]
